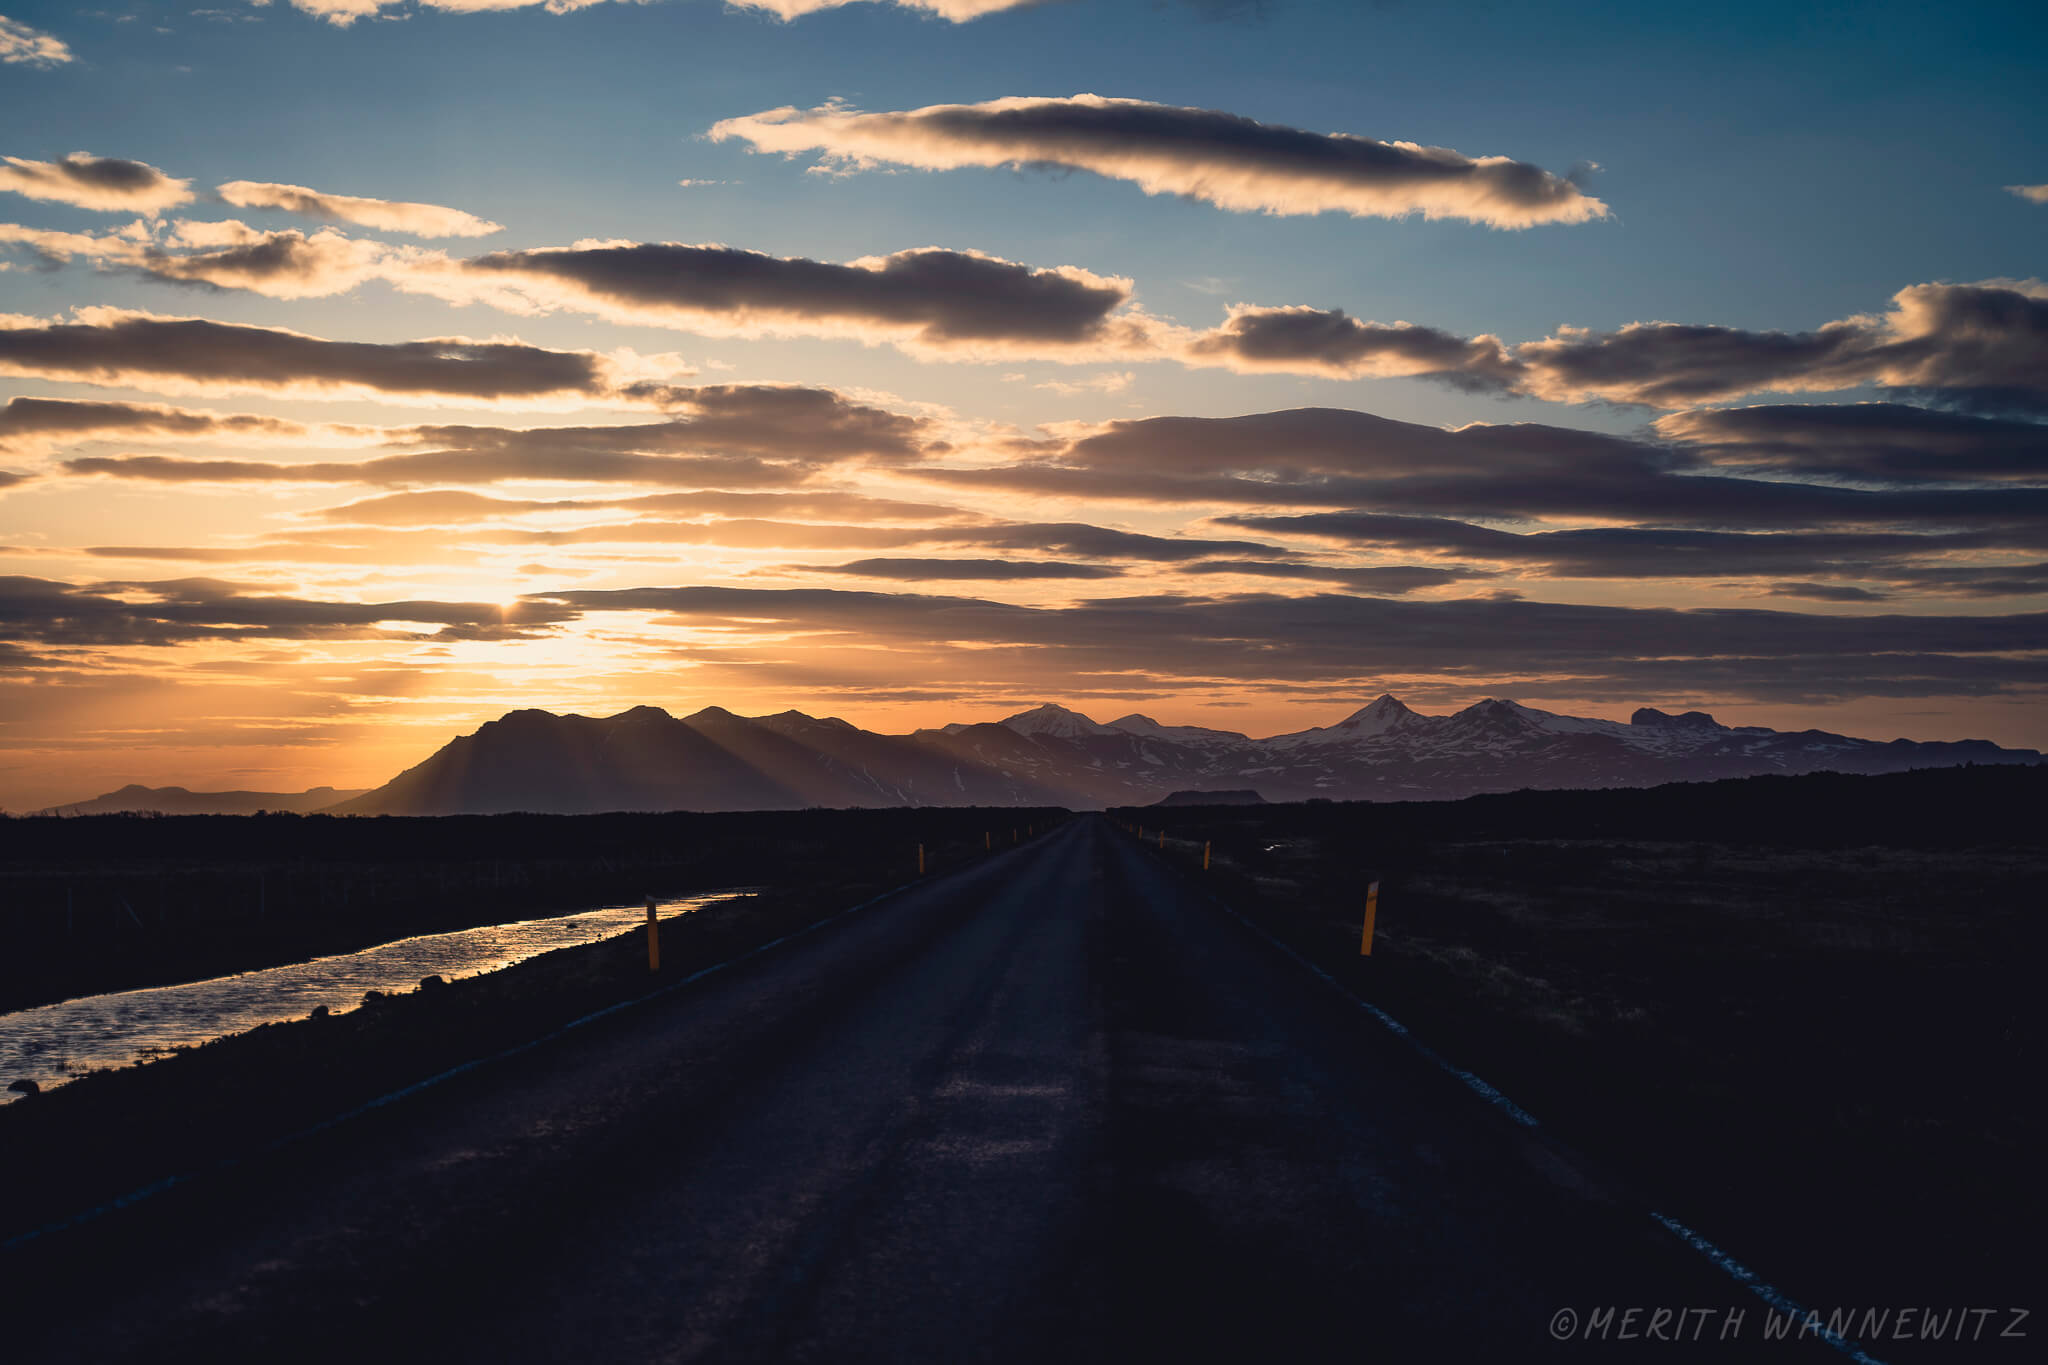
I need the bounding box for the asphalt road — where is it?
[10,816,1824,1362]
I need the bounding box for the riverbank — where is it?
[0,841,986,1245]
[0,806,1064,1013]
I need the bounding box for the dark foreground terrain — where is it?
[3,818,1856,1362]
[1113,765,2046,1324]
[0,805,1062,1012]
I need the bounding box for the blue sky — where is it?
[1,0,2045,805]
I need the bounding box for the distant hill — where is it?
[324,696,2041,815]
[1153,790,1267,807]
[35,785,371,817]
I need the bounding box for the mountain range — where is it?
[31,785,371,817]
[42,698,2038,817]
[274,696,2039,815]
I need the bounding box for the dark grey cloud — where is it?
[124,224,388,298]
[814,558,1125,580]
[1179,560,1495,594]
[473,518,1296,560]
[312,487,978,527]
[0,575,572,647]
[952,522,1291,562]
[0,396,324,453]
[940,406,2048,530]
[406,385,937,464]
[1512,281,2048,411]
[0,153,188,212]
[710,96,1607,229]
[1182,306,1519,387]
[1875,563,2048,598]
[1761,582,1894,603]
[1221,511,2048,584]
[56,383,939,488]
[1655,403,2048,483]
[0,311,614,403]
[453,242,1135,352]
[64,451,808,489]
[529,583,2048,703]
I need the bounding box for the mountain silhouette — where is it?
[321,698,2041,815]
[35,785,371,817]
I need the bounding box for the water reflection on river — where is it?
[0,890,746,1104]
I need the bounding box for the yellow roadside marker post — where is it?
[985,831,991,851]
[1203,840,1211,870]
[645,896,661,972]
[918,843,926,876]
[1158,829,1165,850]
[1360,881,1380,956]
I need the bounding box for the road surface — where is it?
[10,816,1819,1361]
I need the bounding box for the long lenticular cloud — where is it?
[709,95,1609,229]
[0,309,621,404]
[437,241,1142,355]
[1511,279,2048,409]
[53,383,943,485]
[281,0,1033,27]
[217,181,503,239]
[0,153,192,214]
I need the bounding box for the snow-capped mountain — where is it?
[320,696,2039,814]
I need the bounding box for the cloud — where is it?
[1,218,411,299]
[0,308,628,404]
[0,153,192,213]
[1219,511,2048,585]
[0,574,572,646]
[710,95,1608,229]
[55,383,943,489]
[813,558,1124,580]
[0,396,390,458]
[1655,403,2048,483]
[1038,370,1133,395]
[0,16,71,68]
[430,241,1143,357]
[1512,280,2048,411]
[216,180,502,237]
[2007,184,2048,204]
[945,522,1289,562]
[404,384,937,462]
[281,0,1033,28]
[1178,560,1496,594]
[528,583,2048,704]
[930,405,2048,530]
[476,517,1294,559]
[1174,281,2048,405]
[310,487,977,525]
[1182,305,1518,386]
[1759,582,1893,602]
[66,451,797,489]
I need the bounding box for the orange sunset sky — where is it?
[3,1,2045,809]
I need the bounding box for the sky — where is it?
[2,0,2045,808]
